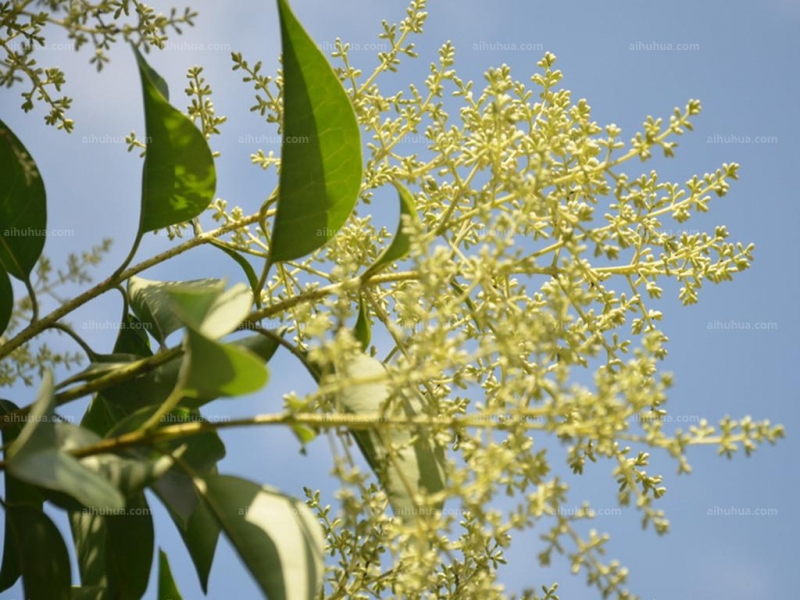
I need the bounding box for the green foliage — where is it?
[266,0,363,265]
[0,0,785,599]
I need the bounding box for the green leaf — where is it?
[133,46,216,234]
[105,493,155,599]
[182,329,269,399]
[70,587,107,600]
[195,475,325,600]
[209,240,261,300]
[169,282,253,340]
[113,313,153,356]
[0,400,44,592]
[0,268,11,336]
[6,372,125,510]
[268,0,362,264]
[339,353,447,521]
[7,505,71,600]
[354,295,371,352]
[158,549,183,600]
[362,181,419,280]
[0,119,47,280]
[128,276,224,345]
[70,493,155,600]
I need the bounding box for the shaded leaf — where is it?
[209,240,260,300]
[339,353,447,521]
[195,474,325,600]
[362,181,418,280]
[105,493,154,599]
[0,268,11,337]
[113,313,153,357]
[0,119,47,280]
[268,0,362,264]
[7,505,71,600]
[0,400,44,592]
[133,47,216,234]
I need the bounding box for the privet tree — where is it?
[0,1,784,598]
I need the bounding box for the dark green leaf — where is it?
[0,268,11,336]
[339,353,447,521]
[158,549,183,600]
[209,240,261,300]
[6,372,125,510]
[113,313,153,356]
[182,329,268,399]
[362,181,418,280]
[268,0,362,264]
[354,295,371,352]
[0,400,44,592]
[105,493,154,600]
[0,119,47,280]
[8,505,71,600]
[196,475,325,600]
[133,46,216,234]
[70,586,107,600]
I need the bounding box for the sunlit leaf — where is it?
[195,474,325,600]
[133,47,216,234]
[361,181,418,280]
[268,0,362,264]
[158,549,183,600]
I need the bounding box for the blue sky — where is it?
[1,0,798,598]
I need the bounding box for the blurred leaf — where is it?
[362,181,418,279]
[354,295,371,352]
[268,0,362,264]
[0,119,47,280]
[182,329,268,399]
[196,474,325,600]
[158,549,183,600]
[339,353,447,521]
[133,47,216,234]
[7,505,71,600]
[7,372,125,510]
[168,282,252,340]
